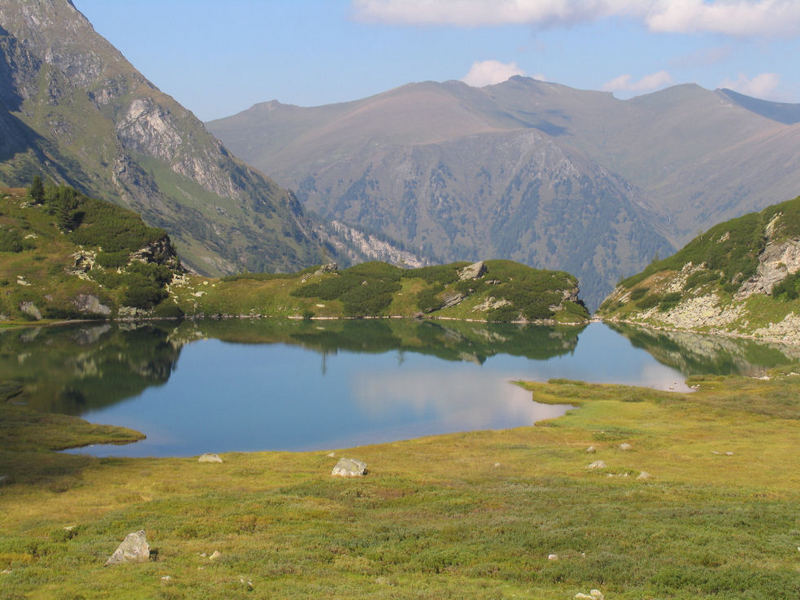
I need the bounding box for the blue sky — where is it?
[73,0,800,121]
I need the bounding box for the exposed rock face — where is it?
[458,261,486,281]
[321,221,427,268]
[105,530,150,566]
[73,294,111,316]
[130,236,182,270]
[738,238,800,298]
[331,457,368,477]
[19,301,41,320]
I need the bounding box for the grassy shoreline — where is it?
[1,372,799,598]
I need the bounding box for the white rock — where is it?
[585,446,596,454]
[331,457,368,477]
[198,453,223,463]
[575,594,593,599]
[725,451,734,456]
[209,550,221,561]
[618,443,632,451]
[161,576,172,583]
[637,471,651,480]
[493,462,501,468]
[590,590,604,600]
[547,553,558,560]
[105,530,150,566]
[586,461,606,470]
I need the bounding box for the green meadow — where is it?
[1,371,798,599]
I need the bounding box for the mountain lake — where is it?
[4,319,796,457]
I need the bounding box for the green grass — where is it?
[1,370,799,598]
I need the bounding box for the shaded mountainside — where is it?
[598,195,800,343]
[0,0,338,275]
[1,185,588,324]
[210,77,800,308]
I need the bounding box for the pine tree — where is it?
[29,175,44,204]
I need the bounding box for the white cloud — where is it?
[352,0,800,36]
[720,72,781,98]
[462,59,525,87]
[602,70,674,93]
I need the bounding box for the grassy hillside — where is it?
[0,185,589,324]
[598,195,800,342]
[1,370,798,598]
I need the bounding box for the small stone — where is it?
[239,577,254,590]
[1,569,11,575]
[331,457,368,477]
[161,576,172,583]
[547,553,558,560]
[327,452,335,458]
[575,594,593,599]
[725,451,734,456]
[586,460,606,470]
[209,550,221,561]
[105,530,150,566]
[637,471,651,480]
[585,446,596,453]
[590,590,604,600]
[618,443,633,451]
[493,462,501,468]
[711,450,721,455]
[198,453,223,463]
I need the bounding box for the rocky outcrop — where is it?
[458,261,486,281]
[73,294,111,317]
[19,301,41,320]
[130,236,182,270]
[738,238,800,298]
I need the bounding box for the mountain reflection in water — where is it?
[2,319,796,456]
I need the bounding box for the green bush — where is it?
[683,269,720,291]
[95,251,129,269]
[629,287,649,301]
[636,294,662,309]
[658,292,683,312]
[772,272,800,301]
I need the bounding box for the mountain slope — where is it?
[209,77,800,307]
[0,0,333,275]
[597,195,800,343]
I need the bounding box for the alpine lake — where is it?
[4,319,798,457]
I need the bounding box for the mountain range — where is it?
[0,0,421,277]
[209,77,800,307]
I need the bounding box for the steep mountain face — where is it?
[598,195,800,344]
[0,0,333,275]
[209,77,800,308]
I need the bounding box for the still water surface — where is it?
[4,319,795,457]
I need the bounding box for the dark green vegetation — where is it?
[1,185,588,324]
[0,187,182,320]
[209,79,800,309]
[1,367,799,598]
[0,0,334,275]
[598,195,800,340]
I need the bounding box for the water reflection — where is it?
[2,319,796,457]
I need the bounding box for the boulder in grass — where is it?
[105,530,150,566]
[586,460,606,470]
[331,458,367,477]
[198,453,223,463]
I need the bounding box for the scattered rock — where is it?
[585,446,596,454]
[575,594,592,600]
[439,291,465,309]
[711,450,721,455]
[458,260,487,281]
[239,577,254,590]
[547,553,558,560]
[1,569,11,575]
[161,575,172,583]
[618,442,633,451]
[105,530,150,566]
[327,452,336,457]
[19,301,41,321]
[209,550,221,561]
[198,453,223,463]
[493,462,501,468]
[637,471,651,480]
[591,590,605,600]
[586,461,606,470]
[331,457,368,477]
[725,451,734,456]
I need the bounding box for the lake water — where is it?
[4,319,796,457]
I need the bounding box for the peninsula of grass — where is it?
[1,372,798,598]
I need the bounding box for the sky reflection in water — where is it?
[60,323,696,457]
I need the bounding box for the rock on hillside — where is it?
[0,0,330,275]
[598,195,800,343]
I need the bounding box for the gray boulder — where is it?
[458,261,487,281]
[105,530,150,565]
[19,302,42,321]
[586,460,606,470]
[331,457,368,477]
[73,294,112,317]
[198,453,223,463]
